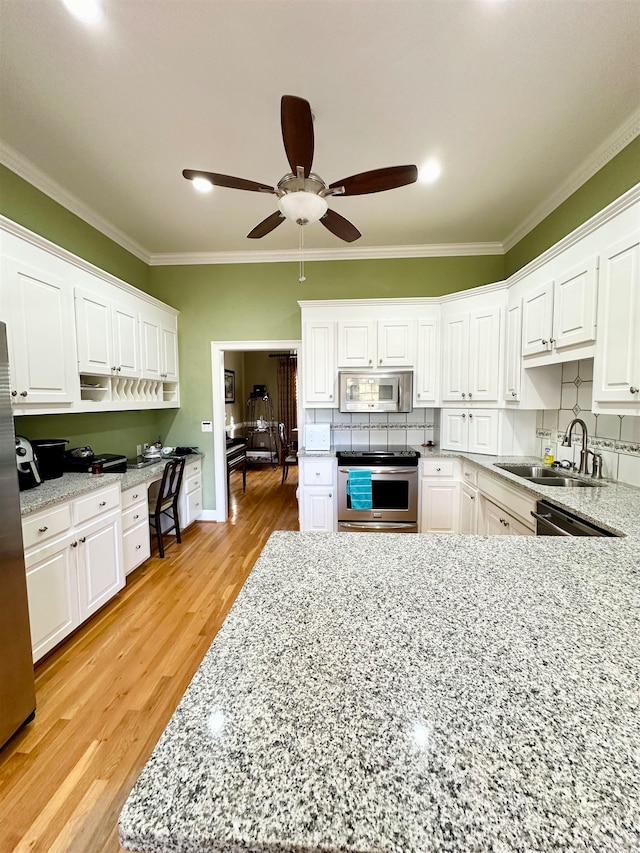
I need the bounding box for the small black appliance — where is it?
[15,436,42,491]
[30,439,68,480]
[64,446,128,474]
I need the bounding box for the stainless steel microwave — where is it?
[338,370,413,413]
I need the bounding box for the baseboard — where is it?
[197,510,221,522]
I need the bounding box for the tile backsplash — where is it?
[535,359,640,487]
[304,409,440,450]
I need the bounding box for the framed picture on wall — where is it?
[224,369,235,403]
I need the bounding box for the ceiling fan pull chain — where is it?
[299,224,306,283]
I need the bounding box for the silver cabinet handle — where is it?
[469,413,473,419]
[79,536,86,543]
[20,390,28,397]
[499,517,505,523]
[38,526,48,533]
[71,541,78,548]
[462,413,466,419]
[133,514,139,520]
[99,501,107,507]
[511,391,517,397]
[132,493,139,499]
[436,467,441,472]
[631,386,639,394]
[530,510,572,536]
[135,544,141,550]
[461,392,466,398]
[464,472,470,477]
[549,338,555,345]
[111,366,117,372]
[468,392,472,398]
[11,390,17,397]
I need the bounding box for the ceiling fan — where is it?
[183,95,418,243]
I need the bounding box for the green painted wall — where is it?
[14,410,167,461]
[148,255,505,509]
[505,137,640,276]
[0,165,150,290]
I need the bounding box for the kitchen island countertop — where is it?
[119,529,640,853]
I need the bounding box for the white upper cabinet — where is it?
[76,288,140,378]
[442,306,501,403]
[593,231,640,413]
[141,309,179,381]
[504,298,522,401]
[1,255,79,408]
[414,314,439,406]
[302,321,337,406]
[337,318,414,368]
[521,257,598,361]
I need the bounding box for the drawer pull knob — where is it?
[11,390,17,397]
[436,467,441,472]
[71,541,78,548]
[132,493,139,499]
[461,392,466,398]
[470,496,475,501]
[195,503,200,507]
[79,536,86,543]
[135,544,141,550]
[133,514,139,520]
[99,501,107,507]
[511,391,517,397]
[38,526,48,533]
[20,390,28,397]
[468,392,472,398]
[631,386,639,394]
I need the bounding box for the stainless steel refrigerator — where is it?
[0,322,36,748]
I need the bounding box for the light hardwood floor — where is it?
[0,464,299,853]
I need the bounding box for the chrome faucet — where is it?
[561,418,591,475]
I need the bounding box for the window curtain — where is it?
[277,355,297,444]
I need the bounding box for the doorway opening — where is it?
[211,339,301,521]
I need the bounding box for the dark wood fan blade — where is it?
[183,169,275,194]
[320,209,361,243]
[246,211,285,239]
[281,95,314,178]
[329,165,418,196]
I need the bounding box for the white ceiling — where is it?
[1,0,639,262]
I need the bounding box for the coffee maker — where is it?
[15,436,42,490]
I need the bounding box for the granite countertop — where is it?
[19,453,203,516]
[119,529,640,853]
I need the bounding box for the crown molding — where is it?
[507,182,640,286]
[149,241,504,266]
[0,140,151,264]
[503,108,640,252]
[0,214,177,314]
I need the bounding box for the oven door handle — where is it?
[530,510,572,536]
[338,521,417,531]
[338,468,416,475]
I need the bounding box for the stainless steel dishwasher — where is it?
[531,501,618,537]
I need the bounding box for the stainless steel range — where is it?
[336,449,420,533]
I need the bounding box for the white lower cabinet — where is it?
[299,458,336,532]
[179,458,203,528]
[23,484,124,662]
[121,485,151,575]
[480,498,533,536]
[419,459,460,534]
[459,464,479,534]
[476,470,536,536]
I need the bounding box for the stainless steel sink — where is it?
[527,476,595,488]
[495,463,598,488]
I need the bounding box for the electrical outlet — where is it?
[136,444,143,457]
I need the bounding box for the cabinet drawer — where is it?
[22,503,72,550]
[73,485,121,525]
[184,459,201,479]
[303,460,334,486]
[477,471,536,529]
[186,488,203,524]
[461,463,477,486]
[421,459,457,478]
[121,484,148,509]
[184,472,201,495]
[122,501,147,532]
[123,522,151,574]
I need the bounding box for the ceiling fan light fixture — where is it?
[278,191,328,226]
[62,0,102,22]
[191,176,214,193]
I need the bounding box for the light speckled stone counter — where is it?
[119,529,640,853]
[19,454,203,516]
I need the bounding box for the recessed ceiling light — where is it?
[419,158,442,185]
[192,177,214,194]
[62,0,102,23]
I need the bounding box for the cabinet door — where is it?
[337,320,375,368]
[522,280,554,356]
[440,409,468,452]
[76,512,124,619]
[75,288,113,375]
[4,257,78,405]
[414,317,439,405]
[593,233,640,406]
[480,497,511,536]
[504,299,521,401]
[441,314,469,401]
[303,321,337,405]
[161,322,179,381]
[377,319,414,367]
[112,302,140,377]
[420,481,459,533]
[141,314,162,380]
[25,532,78,663]
[459,482,478,534]
[468,307,500,401]
[552,257,598,351]
[301,490,334,532]
[467,410,498,455]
